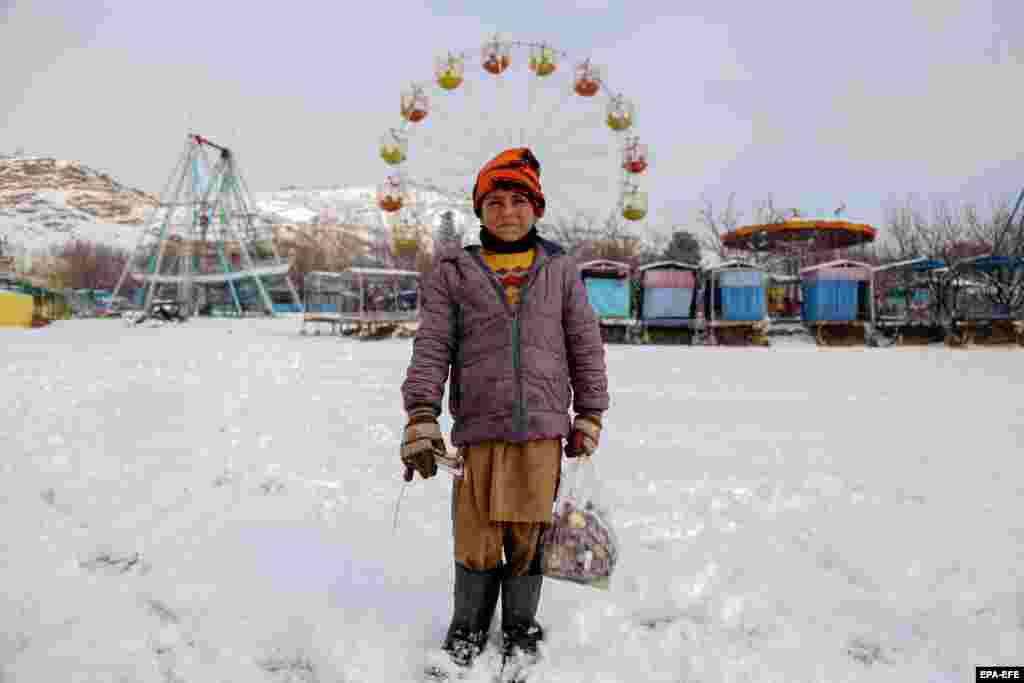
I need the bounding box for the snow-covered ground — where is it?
[2,318,1022,682]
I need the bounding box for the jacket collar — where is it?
[446,236,566,264]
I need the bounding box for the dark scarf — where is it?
[479,225,539,254]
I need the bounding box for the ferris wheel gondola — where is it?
[376,33,652,247]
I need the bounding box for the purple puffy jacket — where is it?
[401,238,609,446]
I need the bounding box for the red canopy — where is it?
[723,219,877,252]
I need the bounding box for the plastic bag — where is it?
[540,456,619,590]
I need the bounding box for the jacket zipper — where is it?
[513,257,548,436]
[468,247,550,437]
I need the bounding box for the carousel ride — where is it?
[722,217,878,346]
[374,35,652,258]
[113,134,302,317]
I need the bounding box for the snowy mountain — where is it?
[0,157,159,252]
[0,156,480,255]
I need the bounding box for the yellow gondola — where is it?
[380,131,407,165]
[529,44,558,77]
[436,53,465,90]
[621,188,647,221]
[606,95,634,131]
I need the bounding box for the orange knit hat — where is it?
[472,147,546,219]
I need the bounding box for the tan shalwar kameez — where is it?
[452,439,561,575]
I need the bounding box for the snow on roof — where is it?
[579,259,631,274]
[872,257,947,274]
[708,259,761,272]
[636,260,700,272]
[800,259,873,274]
[955,254,1024,271]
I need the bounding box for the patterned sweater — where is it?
[479,247,535,307]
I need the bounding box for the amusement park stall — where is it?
[635,261,700,344]
[800,260,873,345]
[1,281,71,326]
[947,255,1024,346]
[702,261,769,346]
[871,258,948,345]
[0,289,33,328]
[302,267,420,337]
[767,273,801,321]
[578,260,635,343]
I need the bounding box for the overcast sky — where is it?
[2,0,1021,236]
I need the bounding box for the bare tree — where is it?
[751,195,793,225]
[696,194,740,261]
[964,190,1024,258]
[277,222,371,293]
[434,210,462,248]
[873,195,1024,321]
[662,230,701,264]
[51,240,130,291]
[636,231,670,265]
[958,191,1024,317]
[541,211,606,254]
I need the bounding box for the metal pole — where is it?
[180,152,198,312]
[222,154,275,315]
[999,185,1024,254]
[216,244,242,316]
[144,142,193,313]
[204,153,242,316]
[232,150,304,314]
[112,140,189,306]
[869,269,877,327]
[711,271,717,326]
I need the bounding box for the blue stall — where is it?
[705,261,766,322]
[637,261,700,344]
[801,260,872,323]
[579,260,634,342]
[702,261,768,345]
[579,260,632,318]
[800,260,873,345]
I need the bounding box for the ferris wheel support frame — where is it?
[114,134,302,317]
[111,143,189,306]
[142,146,192,313]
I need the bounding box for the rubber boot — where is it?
[441,563,501,669]
[500,573,544,681]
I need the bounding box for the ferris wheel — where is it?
[375,35,651,254]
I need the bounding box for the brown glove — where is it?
[400,406,443,481]
[565,413,602,458]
